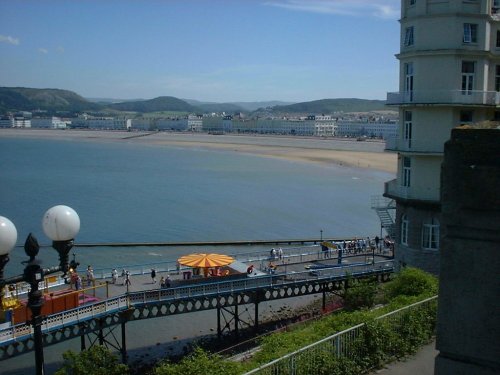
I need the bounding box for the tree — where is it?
[55,345,129,375]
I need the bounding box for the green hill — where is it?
[267,98,387,114]
[0,87,100,112]
[108,96,198,113]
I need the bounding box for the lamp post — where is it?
[0,205,80,375]
[320,229,323,241]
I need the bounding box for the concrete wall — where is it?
[435,127,500,375]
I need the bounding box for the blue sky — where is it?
[0,0,400,102]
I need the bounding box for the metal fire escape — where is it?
[371,196,396,239]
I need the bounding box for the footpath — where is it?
[370,340,437,375]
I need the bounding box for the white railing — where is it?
[243,295,438,375]
[386,90,500,106]
[384,179,440,202]
[127,261,394,306]
[0,296,129,345]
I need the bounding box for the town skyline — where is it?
[0,0,400,103]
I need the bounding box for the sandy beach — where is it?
[0,129,397,173]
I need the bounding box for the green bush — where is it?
[55,345,129,375]
[344,278,378,310]
[385,267,438,299]
[152,347,241,375]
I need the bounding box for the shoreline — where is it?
[0,128,397,174]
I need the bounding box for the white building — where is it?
[13,116,31,128]
[383,0,500,274]
[220,115,337,136]
[31,117,69,129]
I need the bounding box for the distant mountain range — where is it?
[0,87,389,115]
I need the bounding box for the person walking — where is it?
[86,265,94,287]
[75,274,82,290]
[111,268,118,284]
[125,271,131,291]
[151,268,157,283]
[165,274,171,288]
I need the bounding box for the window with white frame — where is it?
[494,0,500,13]
[402,156,411,187]
[463,23,478,43]
[404,62,414,101]
[404,26,414,46]
[401,214,409,245]
[461,61,475,94]
[422,218,439,250]
[404,111,412,148]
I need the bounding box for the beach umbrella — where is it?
[177,253,235,268]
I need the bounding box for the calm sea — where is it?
[0,135,394,373]
[0,136,392,277]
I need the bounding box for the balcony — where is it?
[386,90,500,106]
[384,179,440,202]
[385,137,444,154]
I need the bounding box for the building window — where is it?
[401,214,409,245]
[463,23,477,43]
[409,0,416,5]
[404,26,414,46]
[422,218,439,250]
[404,111,412,148]
[461,61,475,94]
[496,30,500,47]
[404,62,414,101]
[460,110,473,123]
[402,156,411,187]
[494,0,500,14]
[496,65,500,91]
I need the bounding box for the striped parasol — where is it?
[177,253,235,268]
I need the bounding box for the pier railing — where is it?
[88,243,387,280]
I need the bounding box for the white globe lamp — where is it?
[42,205,80,242]
[0,216,17,256]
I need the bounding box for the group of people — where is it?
[270,247,284,260]
[69,265,95,290]
[109,268,130,286]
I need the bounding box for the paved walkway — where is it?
[370,341,437,375]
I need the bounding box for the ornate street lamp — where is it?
[0,205,80,375]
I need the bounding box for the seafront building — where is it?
[384,0,500,274]
[71,116,131,130]
[336,120,397,139]
[31,117,70,129]
[216,114,338,136]
[0,110,397,139]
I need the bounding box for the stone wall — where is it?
[435,127,500,375]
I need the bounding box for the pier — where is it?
[0,241,394,364]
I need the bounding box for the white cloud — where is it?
[0,35,20,45]
[265,0,399,19]
[38,48,48,54]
